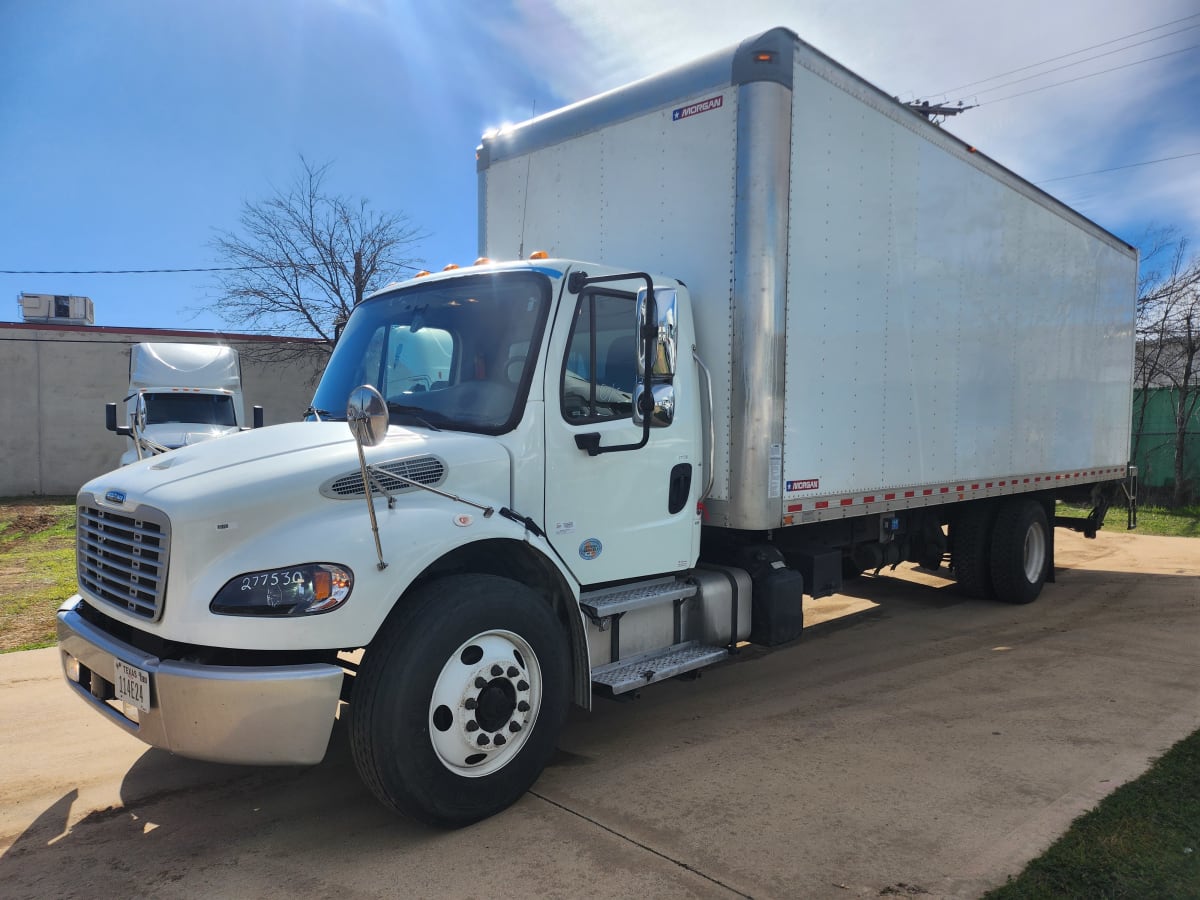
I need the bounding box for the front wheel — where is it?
[350,574,569,826]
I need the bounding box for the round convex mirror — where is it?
[347,384,389,447]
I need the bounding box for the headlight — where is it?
[210,563,353,617]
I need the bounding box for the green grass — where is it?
[1057,502,1200,537]
[0,497,76,652]
[984,729,1200,898]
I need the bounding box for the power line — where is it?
[0,260,424,276]
[982,43,1200,104]
[954,25,1200,101]
[1034,151,1200,184]
[934,12,1200,96]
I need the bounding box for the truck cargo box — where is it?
[478,27,1136,531]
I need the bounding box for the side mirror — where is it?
[633,383,676,427]
[105,402,132,437]
[347,385,388,447]
[635,288,678,379]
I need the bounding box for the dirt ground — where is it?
[1,528,1197,899]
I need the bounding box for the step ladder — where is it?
[581,578,729,696]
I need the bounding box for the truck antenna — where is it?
[518,100,535,258]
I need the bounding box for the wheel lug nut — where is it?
[509,721,521,733]
[477,734,490,746]
[494,734,507,746]
[517,680,529,691]
[464,698,477,710]
[474,677,487,689]
[490,664,503,676]
[517,701,530,712]
[466,720,479,732]
[507,666,518,678]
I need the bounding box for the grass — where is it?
[1057,502,1200,537]
[0,497,76,652]
[984,728,1200,898]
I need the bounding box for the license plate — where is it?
[114,659,150,712]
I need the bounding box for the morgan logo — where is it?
[787,479,820,492]
[672,95,723,121]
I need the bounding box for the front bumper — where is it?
[56,596,344,765]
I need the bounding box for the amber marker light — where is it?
[528,250,549,260]
[474,257,492,265]
[443,263,460,271]
[414,270,431,278]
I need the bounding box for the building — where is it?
[0,322,329,496]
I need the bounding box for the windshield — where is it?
[310,270,553,434]
[143,392,237,427]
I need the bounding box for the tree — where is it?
[1135,230,1200,507]
[207,157,424,351]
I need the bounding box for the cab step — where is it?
[591,640,728,696]
[580,579,697,621]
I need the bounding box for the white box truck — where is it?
[104,343,263,465]
[58,27,1136,827]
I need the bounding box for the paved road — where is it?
[2,529,1198,899]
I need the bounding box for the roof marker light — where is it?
[528,250,549,260]
[474,257,492,266]
[443,263,460,271]
[414,270,431,278]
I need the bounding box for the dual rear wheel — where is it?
[953,498,1049,604]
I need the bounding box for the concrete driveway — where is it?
[1,529,1197,899]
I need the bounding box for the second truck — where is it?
[59,27,1136,826]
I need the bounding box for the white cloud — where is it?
[493,0,1200,249]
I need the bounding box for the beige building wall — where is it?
[0,323,329,496]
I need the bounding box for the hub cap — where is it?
[428,630,541,777]
[1023,520,1047,583]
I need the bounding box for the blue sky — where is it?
[2,0,1197,333]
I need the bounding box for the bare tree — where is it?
[1136,231,1200,506]
[206,157,424,352]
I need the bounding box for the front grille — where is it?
[323,455,446,498]
[77,501,170,620]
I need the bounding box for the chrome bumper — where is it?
[56,596,344,765]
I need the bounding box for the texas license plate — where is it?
[114,659,150,712]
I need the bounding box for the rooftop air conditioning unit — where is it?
[18,292,95,325]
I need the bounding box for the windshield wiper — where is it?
[386,402,442,431]
[304,406,345,421]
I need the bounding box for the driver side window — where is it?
[561,292,635,422]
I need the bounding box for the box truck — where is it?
[103,342,263,465]
[58,27,1136,827]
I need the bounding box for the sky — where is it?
[2,0,1198,334]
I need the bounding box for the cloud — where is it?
[493,0,1200,248]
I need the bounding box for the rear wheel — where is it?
[951,502,997,598]
[350,574,569,827]
[989,499,1050,604]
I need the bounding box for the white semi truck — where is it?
[59,28,1136,827]
[104,342,263,465]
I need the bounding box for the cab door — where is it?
[542,277,699,586]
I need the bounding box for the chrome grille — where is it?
[77,501,170,620]
[324,456,446,498]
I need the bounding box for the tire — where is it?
[350,574,569,827]
[951,503,997,598]
[989,499,1050,604]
